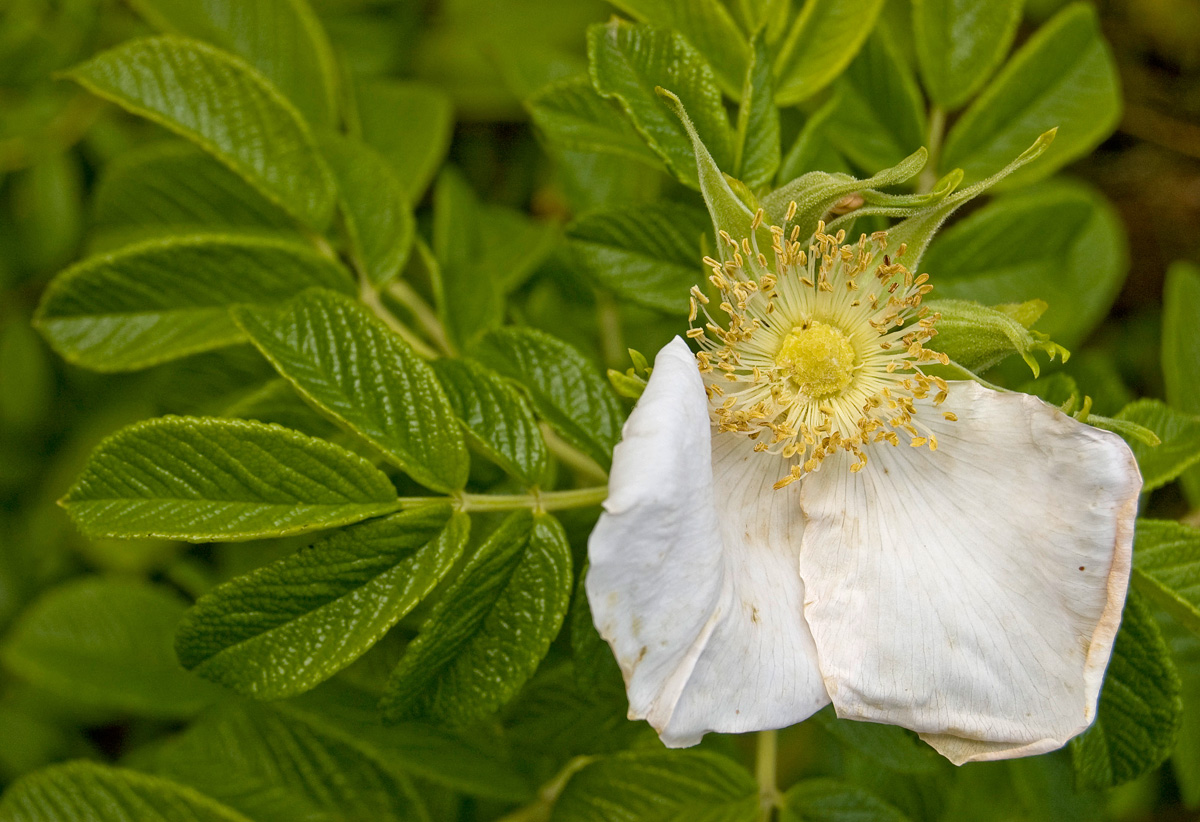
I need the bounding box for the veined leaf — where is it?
[381,512,573,726]
[781,779,913,822]
[527,75,663,167]
[588,19,735,189]
[567,202,708,314]
[734,31,780,189]
[473,326,624,466]
[61,416,401,541]
[35,234,354,372]
[1134,519,1200,638]
[356,79,454,203]
[1,578,221,718]
[773,0,886,105]
[175,507,468,699]
[125,0,339,128]
[940,3,1121,188]
[66,36,336,227]
[0,762,252,822]
[1115,400,1200,492]
[912,0,1023,110]
[320,133,414,288]
[233,289,469,493]
[432,358,550,486]
[550,750,758,822]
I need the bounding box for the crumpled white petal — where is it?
[796,381,1140,764]
[587,337,829,746]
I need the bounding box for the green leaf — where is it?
[605,0,751,95]
[1,579,220,717]
[773,0,887,105]
[527,75,663,167]
[1114,400,1200,492]
[0,762,252,822]
[940,3,1121,188]
[66,36,336,228]
[814,708,943,775]
[912,0,1024,110]
[567,202,708,314]
[61,416,401,541]
[925,299,1067,376]
[35,234,354,372]
[779,92,851,181]
[1163,262,1200,505]
[381,512,573,726]
[734,31,780,188]
[221,377,339,439]
[1134,519,1200,638]
[175,507,468,699]
[232,289,469,493]
[355,80,454,203]
[588,19,735,189]
[550,750,758,822]
[780,779,913,822]
[473,326,624,466]
[125,0,340,128]
[826,30,927,173]
[320,133,413,289]
[432,358,550,487]
[918,180,1126,346]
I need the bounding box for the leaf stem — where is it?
[541,424,609,482]
[919,105,946,194]
[756,729,780,821]
[596,291,626,370]
[359,283,440,358]
[387,280,455,356]
[394,485,609,514]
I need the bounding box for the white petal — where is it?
[796,381,1140,764]
[586,337,829,747]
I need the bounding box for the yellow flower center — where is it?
[774,321,856,399]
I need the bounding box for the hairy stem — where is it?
[918,106,946,194]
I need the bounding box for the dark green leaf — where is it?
[780,778,913,822]
[381,512,573,725]
[35,234,353,372]
[473,326,624,466]
[779,93,851,181]
[1163,262,1200,504]
[431,168,503,349]
[815,709,943,775]
[1134,519,1200,638]
[773,0,886,105]
[61,416,401,541]
[355,79,454,203]
[912,0,1023,110]
[233,289,469,493]
[734,31,780,188]
[176,507,468,699]
[2,579,220,717]
[66,36,336,227]
[1114,400,1200,492]
[528,75,663,167]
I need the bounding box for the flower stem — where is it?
[394,485,609,514]
[387,279,455,356]
[756,729,780,822]
[919,105,946,194]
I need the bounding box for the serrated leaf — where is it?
[527,75,663,166]
[473,327,624,466]
[432,358,549,486]
[1163,262,1200,505]
[1134,519,1200,638]
[232,289,469,492]
[814,708,943,775]
[175,507,468,699]
[734,31,780,188]
[61,416,401,541]
[0,762,252,822]
[588,19,735,189]
[1070,588,1182,789]
[1114,400,1200,493]
[918,180,1125,346]
[550,750,758,822]
[912,0,1023,110]
[567,202,708,313]
[773,0,886,105]
[320,133,413,289]
[355,80,454,203]
[125,0,339,128]
[780,778,913,822]
[66,36,335,227]
[381,512,573,726]
[35,234,354,372]
[940,3,1121,189]
[1,579,220,717]
[925,299,1067,376]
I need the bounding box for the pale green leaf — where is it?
[175,507,468,699]
[1070,588,1182,789]
[550,750,758,822]
[527,75,663,166]
[355,79,454,203]
[0,762,252,822]
[125,0,340,128]
[734,31,780,188]
[2,579,220,718]
[1134,519,1200,638]
[35,234,354,372]
[61,416,401,541]
[432,358,550,486]
[473,326,624,466]
[773,0,887,105]
[381,512,573,726]
[567,202,708,313]
[1114,399,1200,492]
[780,779,913,822]
[66,36,336,227]
[912,0,1024,110]
[233,289,469,493]
[940,3,1121,188]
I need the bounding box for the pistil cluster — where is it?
[687,204,952,488]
